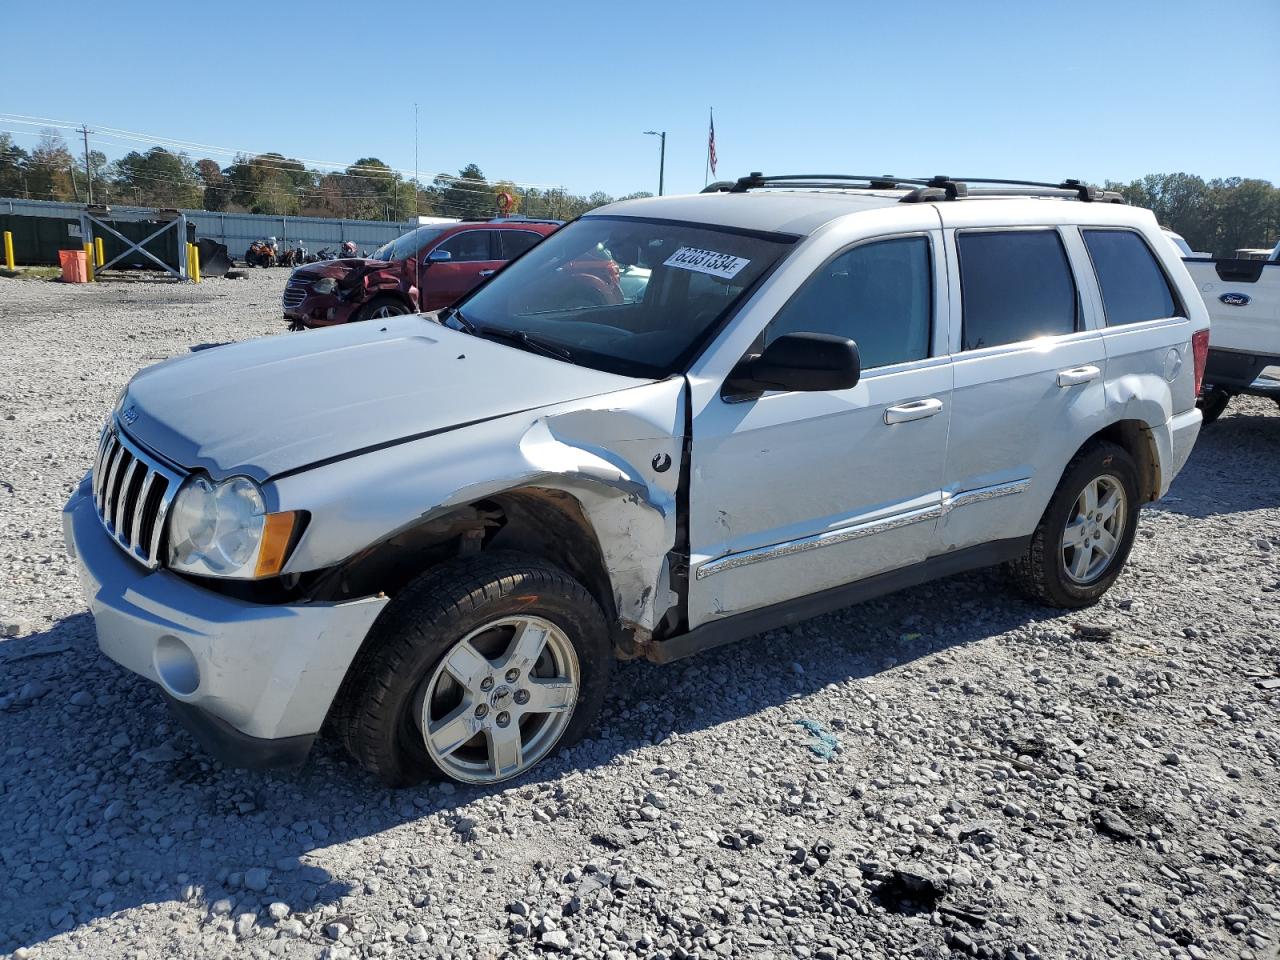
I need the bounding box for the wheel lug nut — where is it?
[505,668,520,683]
[496,711,511,727]
[474,703,488,719]
[480,677,494,692]
[514,689,530,705]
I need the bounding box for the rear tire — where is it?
[1008,442,1140,608]
[1197,387,1231,424]
[334,552,612,787]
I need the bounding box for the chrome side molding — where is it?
[694,478,1031,581]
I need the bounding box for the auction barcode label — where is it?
[662,247,751,280]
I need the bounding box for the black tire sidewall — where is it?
[1040,444,1141,606]
[356,296,408,323]
[1197,388,1231,424]
[347,554,611,786]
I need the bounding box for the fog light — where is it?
[154,635,200,696]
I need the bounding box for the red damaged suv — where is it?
[282,219,561,329]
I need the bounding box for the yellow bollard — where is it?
[189,243,201,284]
[94,236,105,267]
[3,230,13,270]
[83,243,95,282]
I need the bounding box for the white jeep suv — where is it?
[64,173,1208,785]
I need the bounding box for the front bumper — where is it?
[282,292,357,327]
[63,478,388,768]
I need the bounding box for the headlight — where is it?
[167,475,299,579]
[311,277,337,295]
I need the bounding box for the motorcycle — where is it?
[245,239,278,268]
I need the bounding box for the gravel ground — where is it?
[1,270,1278,960]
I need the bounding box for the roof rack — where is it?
[702,172,1125,204]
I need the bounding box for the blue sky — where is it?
[2,0,1277,197]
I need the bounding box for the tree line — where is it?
[1104,173,1280,256]
[3,131,1277,255]
[0,131,652,224]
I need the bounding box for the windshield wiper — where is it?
[439,305,477,334]
[475,326,573,362]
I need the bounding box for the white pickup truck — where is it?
[1181,240,1280,420]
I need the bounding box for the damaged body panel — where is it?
[273,376,687,638]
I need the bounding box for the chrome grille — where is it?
[92,426,185,569]
[282,281,309,308]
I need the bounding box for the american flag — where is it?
[708,109,717,176]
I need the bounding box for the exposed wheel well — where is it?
[1081,420,1160,501]
[307,487,619,631]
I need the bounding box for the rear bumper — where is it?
[1205,347,1280,395]
[63,477,388,768]
[1152,407,1202,498]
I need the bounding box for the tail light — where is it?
[1191,328,1210,396]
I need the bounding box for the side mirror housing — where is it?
[425,248,452,264]
[723,332,861,399]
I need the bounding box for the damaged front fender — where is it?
[271,378,687,636]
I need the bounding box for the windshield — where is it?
[373,225,448,262]
[453,216,795,376]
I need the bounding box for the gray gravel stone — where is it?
[0,272,1278,960]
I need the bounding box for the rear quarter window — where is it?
[957,230,1078,351]
[1083,229,1180,325]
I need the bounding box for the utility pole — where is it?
[413,103,419,217]
[643,130,666,196]
[80,124,94,205]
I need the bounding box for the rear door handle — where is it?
[478,269,496,277]
[1057,365,1101,387]
[884,398,944,424]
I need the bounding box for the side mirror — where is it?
[425,248,452,264]
[723,332,861,399]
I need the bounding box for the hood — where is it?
[290,258,371,281]
[121,316,649,482]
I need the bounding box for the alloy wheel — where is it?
[1061,474,1127,584]
[416,616,580,783]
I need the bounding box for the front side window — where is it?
[958,230,1078,351]
[437,230,495,262]
[762,235,932,370]
[454,216,795,377]
[1084,229,1180,326]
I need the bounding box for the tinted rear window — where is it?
[957,230,1078,351]
[1084,229,1179,325]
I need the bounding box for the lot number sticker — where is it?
[663,247,750,280]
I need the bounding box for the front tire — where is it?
[334,553,612,787]
[1008,442,1141,608]
[355,296,410,322]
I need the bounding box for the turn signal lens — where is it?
[254,511,299,578]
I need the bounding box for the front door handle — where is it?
[884,398,944,424]
[1057,365,1101,387]
[478,269,496,278]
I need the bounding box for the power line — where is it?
[0,113,573,191]
[0,126,574,204]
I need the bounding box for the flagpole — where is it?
[704,107,712,187]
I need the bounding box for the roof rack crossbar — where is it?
[945,177,1122,203]
[721,172,938,193]
[706,172,1125,204]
